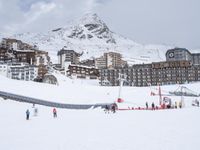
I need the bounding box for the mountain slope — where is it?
[11,13,172,63]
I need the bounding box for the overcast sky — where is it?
[0,0,200,49]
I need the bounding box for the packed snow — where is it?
[1,72,200,150]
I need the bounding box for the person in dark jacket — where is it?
[104,105,110,114]
[146,102,148,110]
[111,104,116,113]
[151,102,155,110]
[26,109,30,120]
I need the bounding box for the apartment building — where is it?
[0,62,38,81]
[67,64,99,79]
[99,48,200,86]
[95,52,127,69]
[0,38,36,50]
[57,48,82,68]
[100,60,200,87]
[166,48,200,65]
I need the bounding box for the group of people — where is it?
[26,106,57,120]
[145,100,184,110]
[174,101,183,109]
[145,102,157,110]
[104,104,117,114]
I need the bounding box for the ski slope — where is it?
[0,74,200,150]
[0,74,199,107]
[0,99,200,150]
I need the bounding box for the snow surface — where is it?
[0,74,200,150]
[0,74,200,107]
[0,97,200,150]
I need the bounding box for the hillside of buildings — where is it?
[1,36,200,88]
[8,13,173,64]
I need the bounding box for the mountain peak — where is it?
[79,13,104,26]
[64,13,116,43]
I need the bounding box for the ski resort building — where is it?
[100,60,200,87]
[0,38,50,80]
[166,48,200,65]
[100,48,200,87]
[0,38,37,51]
[95,52,127,69]
[57,48,82,68]
[0,62,38,81]
[67,64,99,79]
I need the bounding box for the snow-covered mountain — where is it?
[11,13,172,63]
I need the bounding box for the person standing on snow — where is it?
[104,105,110,114]
[34,107,38,116]
[197,100,200,107]
[151,102,155,110]
[146,102,148,110]
[26,109,30,120]
[175,101,177,109]
[111,105,116,113]
[179,101,182,108]
[53,108,57,118]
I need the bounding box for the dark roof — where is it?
[57,49,82,56]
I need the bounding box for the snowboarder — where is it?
[151,102,155,110]
[145,102,148,110]
[26,109,30,120]
[53,108,57,118]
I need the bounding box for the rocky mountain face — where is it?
[9,13,171,63]
[67,13,116,44]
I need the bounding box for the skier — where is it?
[111,104,116,113]
[195,99,199,107]
[151,102,155,110]
[34,107,38,116]
[145,102,148,110]
[26,109,30,120]
[175,101,178,109]
[104,105,110,114]
[53,108,57,118]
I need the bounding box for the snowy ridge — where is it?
[10,13,172,63]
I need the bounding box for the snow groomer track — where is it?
[0,91,112,109]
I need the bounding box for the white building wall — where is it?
[1,63,38,81]
[12,42,18,50]
[0,64,8,77]
[106,55,112,68]
[61,54,66,68]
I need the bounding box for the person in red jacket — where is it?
[53,108,57,118]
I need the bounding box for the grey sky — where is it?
[0,0,199,49]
